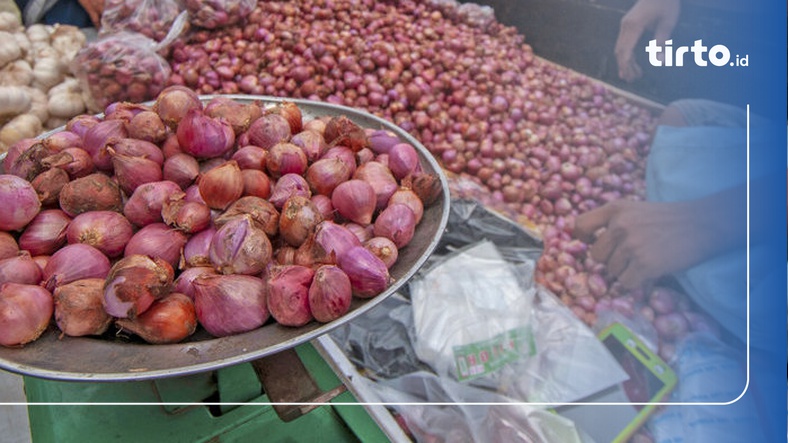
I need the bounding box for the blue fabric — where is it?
[17,0,90,27]
[645,120,767,346]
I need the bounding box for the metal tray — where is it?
[0,95,450,381]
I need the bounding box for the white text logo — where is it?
[646,39,749,67]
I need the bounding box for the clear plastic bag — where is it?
[331,200,628,405]
[357,371,587,443]
[71,32,171,112]
[100,0,185,43]
[183,0,256,29]
[72,11,187,112]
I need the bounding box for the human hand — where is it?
[573,199,717,290]
[615,0,681,82]
[78,0,105,28]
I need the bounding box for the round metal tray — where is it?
[0,95,450,381]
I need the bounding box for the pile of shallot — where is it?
[161,0,724,358]
[0,85,440,347]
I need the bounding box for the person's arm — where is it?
[615,0,681,82]
[573,184,746,290]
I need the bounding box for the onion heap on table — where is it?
[0,86,439,346]
[163,0,723,359]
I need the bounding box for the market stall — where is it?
[0,0,758,442]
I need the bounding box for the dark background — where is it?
[466,0,761,107]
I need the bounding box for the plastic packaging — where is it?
[72,32,171,112]
[410,240,537,387]
[183,0,256,29]
[100,0,185,43]
[330,200,628,405]
[72,12,187,111]
[356,371,587,443]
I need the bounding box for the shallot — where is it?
[0,283,54,347]
[193,274,269,337]
[53,278,112,337]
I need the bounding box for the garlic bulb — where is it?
[0,12,21,33]
[32,57,65,90]
[47,77,80,97]
[0,86,31,117]
[0,31,21,67]
[0,59,32,86]
[50,25,85,61]
[22,86,48,123]
[0,113,41,147]
[26,24,50,45]
[48,92,85,119]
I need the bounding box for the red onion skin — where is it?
[387,143,419,180]
[364,237,399,269]
[174,266,218,300]
[66,211,134,257]
[43,244,111,292]
[58,173,124,217]
[108,138,164,166]
[43,131,82,153]
[82,119,128,171]
[0,174,41,231]
[127,111,168,144]
[124,181,185,227]
[163,154,201,190]
[210,215,273,275]
[368,130,400,155]
[269,173,311,209]
[154,85,203,128]
[344,222,374,244]
[308,265,352,323]
[306,157,353,196]
[111,152,164,196]
[247,114,291,150]
[241,169,272,199]
[279,196,324,247]
[311,194,335,221]
[115,293,198,344]
[41,147,95,179]
[125,223,189,270]
[353,162,398,210]
[0,283,54,347]
[198,160,244,210]
[290,130,328,162]
[103,254,175,319]
[232,146,268,170]
[266,265,315,327]
[0,233,19,260]
[387,188,424,224]
[193,274,269,337]
[182,227,216,268]
[0,252,42,286]
[177,109,236,159]
[313,221,362,261]
[321,146,357,177]
[337,246,390,298]
[18,209,71,256]
[161,198,212,234]
[53,278,112,337]
[215,196,280,237]
[331,179,376,225]
[373,203,416,248]
[266,142,308,178]
[30,167,69,207]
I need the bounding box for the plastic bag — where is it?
[72,11,187,112]
[410,240,537,387]
[331,199,628,404]
[71,32,171,112]
[184,0,256,29]
[358,371,587,443]
[100,0,185,43]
